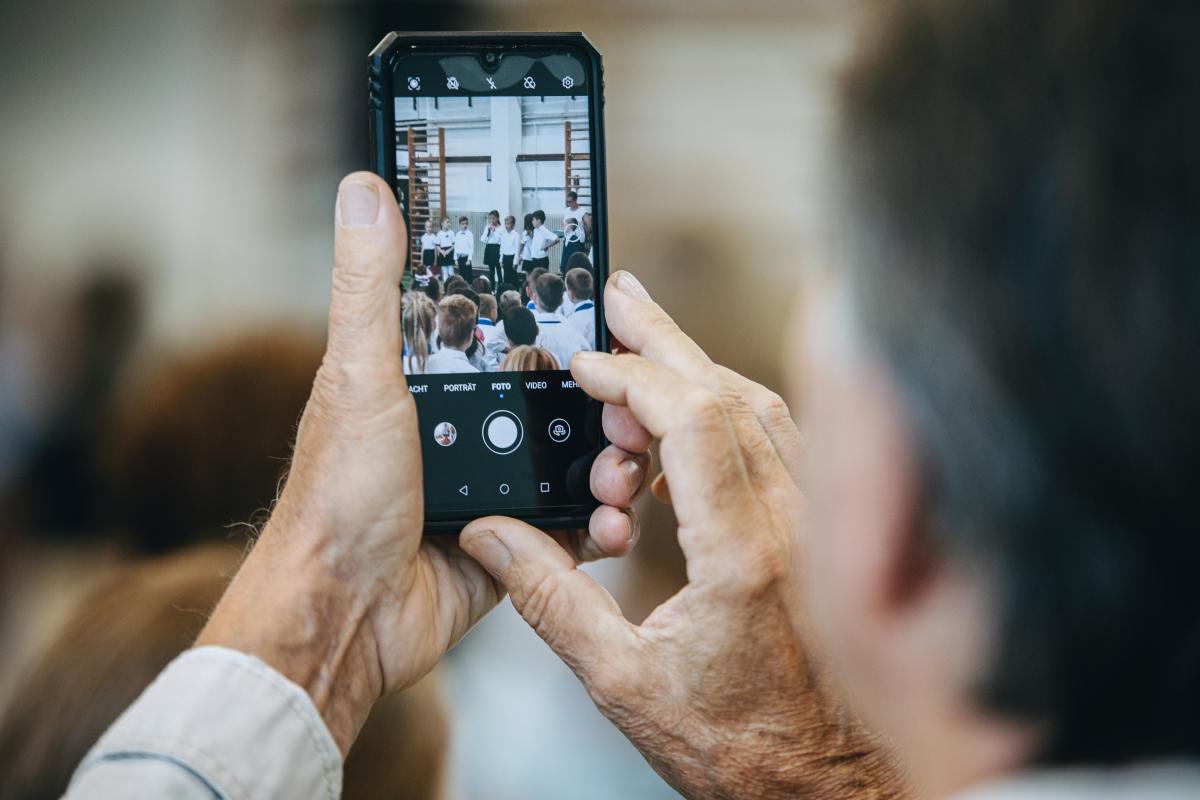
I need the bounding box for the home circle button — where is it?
[482,410,524,455]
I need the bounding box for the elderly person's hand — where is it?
[196,172,646,755]
[459,272,906,799]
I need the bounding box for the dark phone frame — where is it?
[368,31,610,533]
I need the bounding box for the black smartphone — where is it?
[368,32,608,532]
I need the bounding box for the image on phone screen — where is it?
[378,40,606,529]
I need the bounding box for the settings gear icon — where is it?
[523,76,537,90]
[562,76,574,90]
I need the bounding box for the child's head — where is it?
[424,219,435,233]
[458,215,469,230]
[504,215,515,230]
[523,213,534,233]
[525,267,548,302]
[488,210,500,224]
[565,267,594,303]
[532,210,546,228]
[566,190,578,207]
[440,217,451,230]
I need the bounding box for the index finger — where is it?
[570,352,772,573]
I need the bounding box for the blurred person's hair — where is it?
[448,286,479,312]
[534,273,566,313]
[498,290,523,316]
[0,544,447,800]
[101,330,324,554]
[437,296,476,350]
[403,293,437,374]
[478,293,497,322]
[566,252,593,273]
[566,191,577,202]
[422,277,442,303]
[444,276,468,294]
[457,215,468,225]
[839,0,1200,764]
[501,307,538,348]
[500,345,559,372]
[565,267,594,300]
[523,213,534,234]
[471,275,491,295]
[531,210,546,224]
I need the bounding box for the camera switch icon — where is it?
[548,418,571,443]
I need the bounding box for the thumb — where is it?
[460,516,638,688]
[328,171,407,368]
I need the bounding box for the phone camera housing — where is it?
[482,50,500,71]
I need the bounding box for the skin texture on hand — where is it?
[460,272,909,799]
[197,173,646,756]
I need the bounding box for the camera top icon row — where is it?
[432,412,571,453]
[405,75,576,92]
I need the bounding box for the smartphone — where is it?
[368,32,608,532]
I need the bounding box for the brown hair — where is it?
[101,330,324,554]
[403,292,437,374]
[500,345,560,372]
[478,293,497,322]
[534,272,566,312]
[437,295,477,349]
[565,267,593,300]
[0,545,448,799]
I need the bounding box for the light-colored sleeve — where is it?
[66,646,343,800]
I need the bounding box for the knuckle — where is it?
[518,570,571,640]
[680,386,727,429]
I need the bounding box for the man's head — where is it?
[534,273,565,314]
[564,268,593,303]
[566,190,578,207]
[478,293,497,323]
[792,0,1200,792]
[502,307,538,348]
[437,295,477,351]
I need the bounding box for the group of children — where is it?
[415,193,593,290]
[401,260,597,376]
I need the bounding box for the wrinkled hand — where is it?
[459,272,906,799]
[198,173,645,755]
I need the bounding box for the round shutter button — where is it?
[482,410,524,455]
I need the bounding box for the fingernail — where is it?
[620,458,643,492]
[615,271,649,300]
[572,351,611,363]
[461,529,511,573]
[337,180,380,228]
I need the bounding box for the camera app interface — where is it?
[393,49,602,519]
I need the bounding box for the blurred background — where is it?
[0,1,861,797]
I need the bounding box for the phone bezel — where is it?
[368,32,610,533]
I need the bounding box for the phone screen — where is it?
[388,45,604,525]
